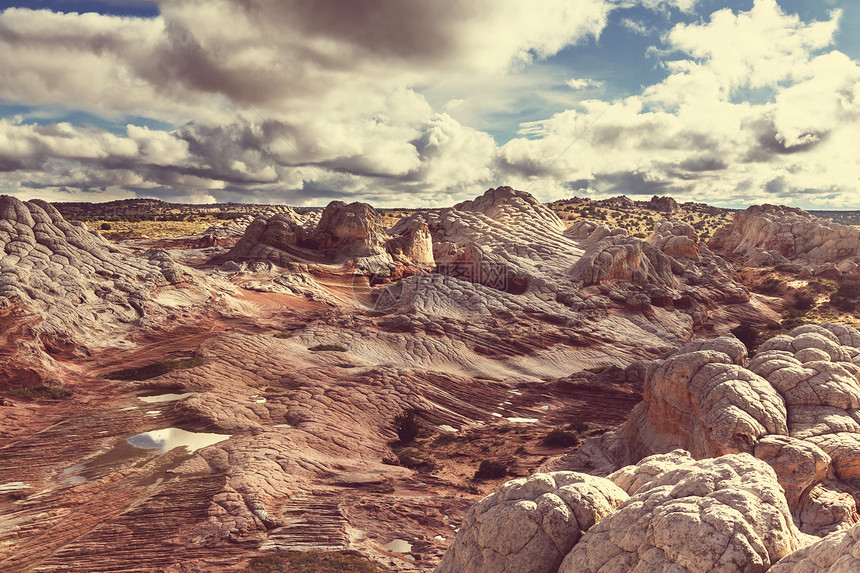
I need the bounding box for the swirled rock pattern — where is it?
[585,322,860,535]
[560,454,809,572]
[436,472,627,573]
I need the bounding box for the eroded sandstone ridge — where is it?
[710,204,860,274]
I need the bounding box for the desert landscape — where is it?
[1,1,859,571]
[0,186,857,572]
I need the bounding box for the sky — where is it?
[0,0,857,209]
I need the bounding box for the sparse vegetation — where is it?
[105,356,206,381]
[774,263,804,275]
[542,428,581,447]
[474,459,509,480]
[394,447,438,472]
[241,551,385,573]
[830,283,860,312]
[308,344,348,352]
[4,385,72,401]
[793,291,816,311]
[753,277,783,295]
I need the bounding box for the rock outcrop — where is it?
[562,454,809,572]
[438,452,810,573]
[648,195,680,213]
[436,472,627,573]
[216,200,433,274]
[584,323,860,535]
[709,204,860,273]
[770,520,860,572]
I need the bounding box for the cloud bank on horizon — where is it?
[0,0,857,209]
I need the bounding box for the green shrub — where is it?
[308,344,348,352]
[542,428,581,448]
[474,460,508,480]
[393,410,420,444]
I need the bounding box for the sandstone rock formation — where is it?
[770,520,860,572]
[710,204,860,272]
[436,472,627,573]
[648,195,680,213]
[583,322,860,535]
[438,452,811,573]
[216,200,433,274]
[561,454,809,572]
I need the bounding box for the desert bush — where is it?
[567,421,590,433]
[242,551,385,573]
[754,277,783,295]
[106,356,205,381]
[393,410,420,444]
[542,428,581,447]
[474,460,509,480]
[432,432,459,446]
[781,309,811,331]
[731,324,760,355]
[5,385,72,401]
[774,263,803,275]
[308,344,347,352]
[793,291,816,311]
[395,447,437,472]
[830,283,860,311]
[100,222,112,231]
[807,279,839,294]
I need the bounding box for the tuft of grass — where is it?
[308,344,348,352]
[542,428,581,448]
[105,356,206,381]
[273,330,295,339]
[242,551,385,573]
[5,385,72,401]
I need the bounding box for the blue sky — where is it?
[0,0,857,208]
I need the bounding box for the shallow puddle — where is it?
[382,539,413,553]
[127,428,231,454]
[138,392,196,404]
